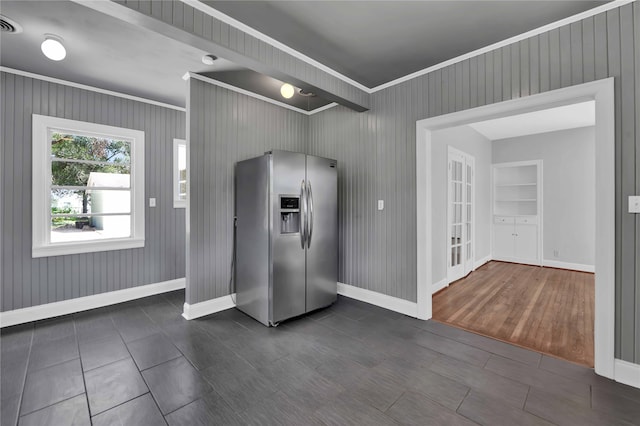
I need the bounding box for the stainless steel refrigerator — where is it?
[235,150,337,326]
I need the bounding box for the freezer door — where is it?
[305,155,338,312]
[271,151,307,323]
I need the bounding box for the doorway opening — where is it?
[415,78,614,378]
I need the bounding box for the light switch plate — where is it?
[149,198,156,207]
[378,200,384,211]
[629,196,640,213]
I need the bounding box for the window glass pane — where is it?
[51,190,131,215]
[51,215,131,243]
[179,182,186,200]
[50,132,130,164]
[51,161,130,188]
[178,144,186,172]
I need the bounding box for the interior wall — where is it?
[492,126,596,267]
[186,77,307,305]
[431,126,492,286]
[0,71,186,312]
[309,3,639,363]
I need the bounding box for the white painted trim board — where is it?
[0,278,185,328]
[180,283,418,320]
[614,359,640,389]
[337,282,417,318]
[182,294,236,320]
[474,255,492,270]
[432,279,448,294]
[542,259,595,273]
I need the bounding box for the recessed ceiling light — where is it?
[280,83,294,99]
[202,54,217,65]
[41,34,66,61]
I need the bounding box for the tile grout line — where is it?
[14,326,34,424]
[115,309,169,425]
[456,387,472,412]
[71,317,94,423]
[17,323,86,419]
[521,385,562,426]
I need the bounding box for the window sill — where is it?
[32,238,145,258]
[173,200,186,209]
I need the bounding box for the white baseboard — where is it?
[614,359,640,389]
[337,282,417,317]
[432,278,448,294]
[182,294,236,320]
[0,278,186,328]
[492,255,542,267]
[542,259,595,273]
[474,255,492,270]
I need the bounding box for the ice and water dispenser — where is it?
[280,196,300,234]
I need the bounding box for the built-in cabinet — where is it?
[492,161,542,265]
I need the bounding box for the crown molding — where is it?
[184,0,635,94]
[0,66,186,112]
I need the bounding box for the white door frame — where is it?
[447,147,475,283]
[415,78,615,379]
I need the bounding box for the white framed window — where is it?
[173,138,186,208]
[32,114,145,257]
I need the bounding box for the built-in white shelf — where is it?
[492,160,542,265]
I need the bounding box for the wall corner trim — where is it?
[0,278,186,328]
[614,359,640,389]
[432,279,448,294]
[474,255,492,270]
[182,294,236,320]
[337,282,418,318]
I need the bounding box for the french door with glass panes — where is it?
[447,147,475,283]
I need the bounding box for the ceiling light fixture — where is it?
[201,54,218,65]
[41,34,66,61]
[280,83,295,99]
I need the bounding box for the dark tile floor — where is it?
[1,290,639,426]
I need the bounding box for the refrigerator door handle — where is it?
[300,179,306,249]
[307,180,314,248]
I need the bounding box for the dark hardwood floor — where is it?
[433,261,595,367]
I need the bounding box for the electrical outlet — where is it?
[377,200,384,211]
[629,196,640,213]
[149,198,156,207]
[553,249,559,257]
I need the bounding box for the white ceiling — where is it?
[468,101,596,140]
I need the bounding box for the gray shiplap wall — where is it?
[0,72,186,312]
[187,77,307,305]
[309,4,640,363]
